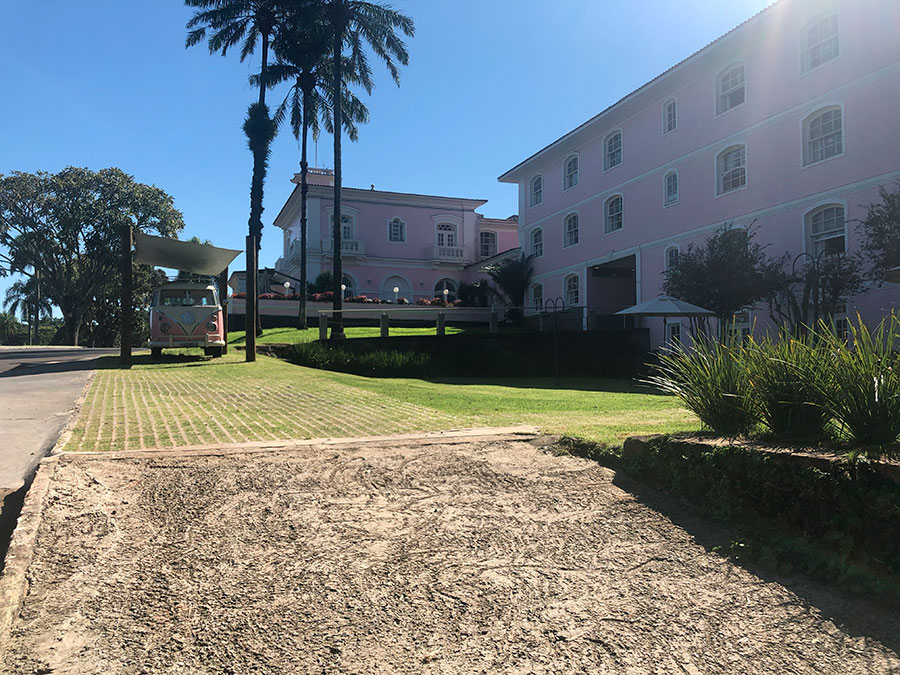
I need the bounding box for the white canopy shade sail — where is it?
[134,231,241,276]
[615,294,715,318]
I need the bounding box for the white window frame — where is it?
[434,278,457,300]
[341,273,356,298]
[802,13,840,73]
[603,131,622,171]
[663,98,677,134]
[479,230,498,259]
[563,153,579,191]
[666,321,682,346]
[387,217,406,243]
[803,203,847,257]
[328,212,356,240]
[529,175,543,207]
[715,63,746,116]
[664,170,679,207]
[802,105,844,167]
[664,245,680,272]
[435,222,458,248]
[563,212,579,248]
[531,283,543,312]
[604,195,623,234]
[716,144,747,196]
[564,274,580,307]
[531,228,543,258]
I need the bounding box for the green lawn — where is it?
[227,326,474,345]
[65,350,696,452]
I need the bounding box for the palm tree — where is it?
[185,0,284,359]
[261,9,370,329]
[325,0,414,340]
[3,276,51,345]
[0,312,22,346]
[486,255,533,323]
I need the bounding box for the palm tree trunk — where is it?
[330,3,345,340]
[298,86,311,331]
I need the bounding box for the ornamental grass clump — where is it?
[813,313,900,452]
[744,333,830,442]
[647,335,759,436]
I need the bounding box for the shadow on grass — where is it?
[423,376,671,396]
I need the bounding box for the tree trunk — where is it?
[298,84,311,331]
[330,1,345,340]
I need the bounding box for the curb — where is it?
[0,456,58,653]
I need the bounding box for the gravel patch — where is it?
[4,438,899,673]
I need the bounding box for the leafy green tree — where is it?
[485,255,533,322]
[3,276,51,344]
[0,311,23,345]
[325,0,414,340]
[311,270,333,294]
[0,168,183,345]
[857,183,900,282]
[663,225,783,340]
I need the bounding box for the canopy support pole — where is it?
[219,266,229,356]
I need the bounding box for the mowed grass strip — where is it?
[65,348,696,452]
[227,325,476,345]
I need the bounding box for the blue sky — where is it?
[0,0,772,307]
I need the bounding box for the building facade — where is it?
[273,169,519,302]
[500,0,900,346]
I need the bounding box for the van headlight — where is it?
[206,322,217,332]
[160,323,171,333]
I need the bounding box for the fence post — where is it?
[380,313,389,338]
[319,313,328,341]
[489,310,498,334]
[436,311,445,336]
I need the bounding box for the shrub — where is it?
[812,313,900,453]
[287,342,431,378]
[744,333,830,442]
[646,335,759,436]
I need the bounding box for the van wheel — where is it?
[151,347,162,359]
[205,347,223,358]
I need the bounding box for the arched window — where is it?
[530,175,543,207]
[663,99,677,134]
[330,213,354,240]
[717,145,746,195]
[563,154,579,190]
[803,107,843,165]
[436,222,457,247]
[803,14,839,72]
[531,283,543,312]
[341,274,355,298]
[664,171,679,206]
[434,278,457,301]
[480,231,498,259]
[605,196,623,233]
[806,204,846,255]
[565,274,579,306]
[604,131,622,170]
[531,228,543,258]
[388,217,406,242]
[716,64,745,115]
[665,246,680,272]
[564,213,579,248]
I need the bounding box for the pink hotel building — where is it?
[500,0,899,345]
[273,0,899,344]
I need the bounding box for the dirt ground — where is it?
[4,437,899,674]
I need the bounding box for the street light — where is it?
[393,286,399,304]
[443,288,449,305]
[283,280,290,295]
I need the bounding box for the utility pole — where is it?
[120,224,133,366]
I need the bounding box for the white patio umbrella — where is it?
[615,294,715,334]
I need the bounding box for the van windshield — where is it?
[158,289,217,307]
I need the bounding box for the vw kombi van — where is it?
[149,281,225,357]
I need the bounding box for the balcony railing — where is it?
[323,238,366,257]
[433,245,467,262]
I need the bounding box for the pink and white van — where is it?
[149,281,225,357]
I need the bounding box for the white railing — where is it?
[324,238,365,256]
[433,245,466,261]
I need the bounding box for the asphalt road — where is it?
[0,348,114,495]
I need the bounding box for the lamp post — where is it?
[283,280,290,294]
[341,283,347,300]
[393,286,399,304]
[443,288,449,306]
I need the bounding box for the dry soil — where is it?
[3,437,899,674]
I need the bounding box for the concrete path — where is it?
[0,347,113,495]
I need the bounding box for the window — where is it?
[667,321,682,345]
[564,155,579,190]
[388,217,406,242]
[728,311,752,343]
[530,175,543,207]
[664,171,679,206]
[532,284,543,312]
[436,222,457,247]
[604,131,622,170]
[531,228,543,257]
[665,246,680,272]
[434,278,457,301]
[803,14,839,72]
[564,213,579,247]
[833,301,849,341]
[330,214,354,240]
[480,231,498,259]
[605,196,623,233]
[804,107,843,165]
[565,274,579,306]
[806,204,846,255]
[716,64,745,115]
[717,145,747,195]
[663,99,677,134]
